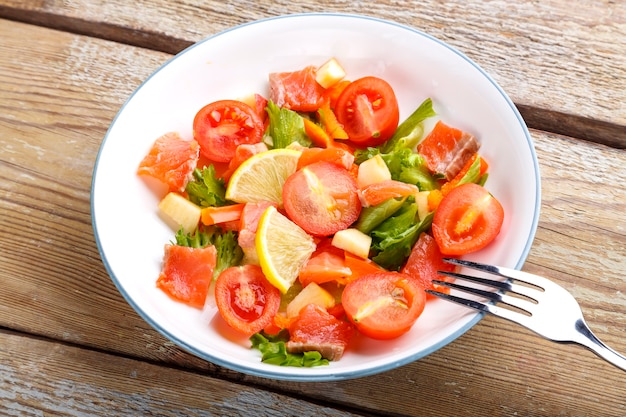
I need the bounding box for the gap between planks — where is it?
[0,6,624,149]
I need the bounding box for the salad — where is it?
[136,58,504,367]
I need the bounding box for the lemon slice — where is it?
[256,206,316,293]
[225,148,301,207]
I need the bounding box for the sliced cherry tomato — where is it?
[268,65,326,112]
[359,180,420,207]
[156,244,217,309]
[432,183,504,255]
[283,161,361,236]
[334,76,399,147]
[342,272,426,340]
[193,100,264,163]
[214,265,281,335]
[401,232,457,298]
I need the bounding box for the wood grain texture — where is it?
[0,331,365,417]
[0,0,624,147]
[1,16,625,417]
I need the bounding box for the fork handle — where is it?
[575,319,626,371]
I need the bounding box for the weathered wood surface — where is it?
[0,0,624,148]
[0,6,625,417]
[0,331,365,417]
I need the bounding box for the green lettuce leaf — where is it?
[265,100,312,149]
[380,98,436,153]
[250,331,329,367]
[369,202,434,271]
[355,147,437,191]
[173,225,243,279]
[354,197,407,235]
[185,165,227,207]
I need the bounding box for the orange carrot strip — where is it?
[201,203,245,226]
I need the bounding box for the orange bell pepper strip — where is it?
[323,79,351,109]
[427,189,444,211]
[318,102,348,140]
[341,252,385,284]
[440,153,489,196]
[303,118,334,148]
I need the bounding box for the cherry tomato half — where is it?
[282,161,361,236]
[432,183,504,255]
[334,76,400,147]
[214,264,281,336]
[193,100,264,163]
[342,272,426,340]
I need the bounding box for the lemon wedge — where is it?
[225,148,301,207]
[256,206,316,293]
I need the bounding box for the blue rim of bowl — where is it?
[91,12,541,382]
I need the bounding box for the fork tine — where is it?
[424,290,495,314]
[432,278,536,315]
[437,270,511,291]
[442,257,550,290]
[438,268,542,302]
[426,288,533,326]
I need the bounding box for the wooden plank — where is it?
[1,18,625,417]
[0,330,365,417]
[0,0,624,147]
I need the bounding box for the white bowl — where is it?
[91,13,540,381]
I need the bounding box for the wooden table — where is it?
[1,1,624,415]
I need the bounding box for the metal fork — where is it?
[426,258,626,371]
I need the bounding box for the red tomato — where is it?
[401,232,457,298]
[156,244,217,309]
[214,265,281,336]
[283,161,361,236]
[342,272,426,340]
[432,183,504,255]
[193,100,264,163]
[268,65,326,112]
[334,76,400,147]
[359,180,420,207]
